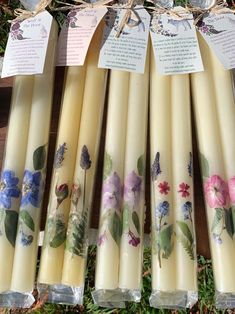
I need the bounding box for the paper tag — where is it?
[150,7,204,75]
[198,13,235,70]
[56,8,107,66]
[98,6,150,74]
[1,11,53,78]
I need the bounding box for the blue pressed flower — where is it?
[155,201,169,218]
[188,152,193,177]
[182,201,192,220]
[80,145,91,170]
[21,170,43,208]
[20,231,33,246]
[0,170,20,209]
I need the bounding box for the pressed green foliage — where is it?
[108,211,122,245]
[5,210,18,247]
[211,208,223,232]
[19,210,35,232]
[103,151,112,180]
[49,219,66,248]
[199,152,209,178]
[132,211,140,234]
[33,145,47,171]
[159,224,174,259]
[137,154,145,177]
[176,221,193,244]
[224,208,234,239]
[122,206,129,232]
[67,209,88,258]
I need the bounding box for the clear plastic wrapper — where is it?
[191,33,235,309]
[150,48,197,308]
[38,25,107,305]
[1,20,58,308]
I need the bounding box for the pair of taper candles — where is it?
[0,20,57,306]
[38,24,107,304]
[191,33,235,307]
[93,51,149,303]
[150,49,197,308]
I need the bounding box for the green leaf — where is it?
[159,224,174,259]
[19,210,35,232]
[132,211,140,235]
[199,152,209,178]
[108,211,122,246]
[33,145,47,171]
[137,155,145,177]
[103,151,112,180]
[176,221,194,244]
[49,219,66,248]
[4,210,18,247]
[177,233,195,261]
[211,208,223,232]
[232,206,235,227]
[225,208,234,240]
[122,206,129,232]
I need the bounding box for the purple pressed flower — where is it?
[124,171,142,207]
[128,230,140,247]
[102,172,122,210]
[0,170,20,209]
[55,183,69,206]
[21,170,43,208]
[98,231,107,246]
[155,201,169,218]
[213,233,222,245]
[54,143,67,169]
[80,145,91,170]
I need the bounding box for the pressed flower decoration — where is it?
[66,145,92,258]
[200,152,235,244]
[0,170,20,247]
[19,145,47,247]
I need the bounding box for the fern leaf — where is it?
[177,233,195,261]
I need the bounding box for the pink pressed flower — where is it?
[158,181,170,195]
[128,230,140,247]
[228,177,235,205]
[204,175,229,208]
[178,183,190,198]
[98,231,107,246]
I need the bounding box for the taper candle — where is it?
[118,50,149,297]
[93,70,129,302]
[38,62,86,286]
[0,75,34,293]
[171,74,197,304]
[10,21,58,293]
[191,33,235,296]
[61,26,107,292]
[149,49,176,307]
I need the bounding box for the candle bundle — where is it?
[150,49,197,308]
[0,75,34,297]
[191,33,235,309]
[93,53,149,306]
[0,20,58,308]
[38,26,107,305]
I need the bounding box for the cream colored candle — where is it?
[191,33,235,293]
[171,74,197,295]
[150,49,176,300]
[0,76,34,292]
[94,70,129,295]
[38,63,86,286]
[209,49,235,218]
[118,52,149,293]
[61,27,107,288]
[10,21,58,293]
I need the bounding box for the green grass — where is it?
[1,247,231,314]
